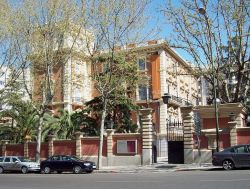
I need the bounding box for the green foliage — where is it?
[0,93,38,143]
[42,109,100,139]
[85,93,139,133]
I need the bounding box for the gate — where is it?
[167,120,184,164]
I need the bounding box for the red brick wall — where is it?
[193,133,230,149]
[237,130,250,144]
[81,138,107,156]
[203,117,230,129]
[41,143,49,158]
[193,135,208,149]
[6,144,24,156]
[28,143,36,158]
[220,133,230,148]
[53,140,76,156]
[112,135,142,155]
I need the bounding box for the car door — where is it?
[232,145,249,167]
[2,157,13,171]
[50,156,61,171]
[11,157,21,171]
[61,156,74,171]
[246,145,250,167]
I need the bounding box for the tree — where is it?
[90,54,141,169]
[1,0,153,166]
[78,0,152,168]
[0,93,38,143]
[0,0,83,162]
[163,0,250,104]
[84,93,139,133]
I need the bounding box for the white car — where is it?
[0,156,40,174]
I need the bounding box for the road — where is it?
[0,169,250,189]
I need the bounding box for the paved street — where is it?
[0,169,250,189]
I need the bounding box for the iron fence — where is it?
[166,119,184,141]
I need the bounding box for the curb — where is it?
[94,166,215,174]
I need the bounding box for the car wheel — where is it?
[21,166,28,174]
[73,165,82,174]
[0,166,4,174]
[43,166,51,174]
[222,160,234,170]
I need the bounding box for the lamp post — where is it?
[198,7,220,152]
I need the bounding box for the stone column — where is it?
[106,129,114,166]
[228,121,237,146]
[1,140,9,156]
[181,106,194,164]
[75,132,83,158]
[48,135,56,157]
[23,136,31,158]
[140,108,153,165]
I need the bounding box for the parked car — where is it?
[0,156,40,174]
[40,155,96,174]
[212,144,250,170]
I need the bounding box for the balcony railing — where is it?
[169,95,192,106]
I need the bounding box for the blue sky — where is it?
[146,0,193,61]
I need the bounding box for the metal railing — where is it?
[169,95,192,106]
[166,119,184,141]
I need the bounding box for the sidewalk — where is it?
[96,161,215,173]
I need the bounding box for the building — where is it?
[30,33,205,160]
[124,40,201,159]
[31,27,94,113]
[0,66,31,127]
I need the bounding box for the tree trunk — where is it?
[35,115,43,163]
[97,99,107,169]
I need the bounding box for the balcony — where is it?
[168,94,192,107]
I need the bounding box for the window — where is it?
[4,157,10,162]
[75,63,82,75]
[233,146,248,153]
[117,140,137,154]
[0,157,3,162]
[73,88,82,102]
[138,85,148,100]
[138,58,146,71]
[51,156,60,161]
[0,81,5,86]
[62,156,71,161]
[12,157,18,162]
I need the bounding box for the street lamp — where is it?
[162,93,171,104]
[198,7,220,152]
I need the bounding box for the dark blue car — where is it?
[40,155,96,174]
[212,144,250,170]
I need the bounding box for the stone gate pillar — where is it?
[106,129,114,166]
[139,108,153,165]
[181,106,194,164]
[75,132,83,158]
[1,140,9,156]
[48,135,56,157]
[23,136,31,158]
[228,121,237,146]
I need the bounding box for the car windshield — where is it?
[71,156,81,161]
[18,157,31,162]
